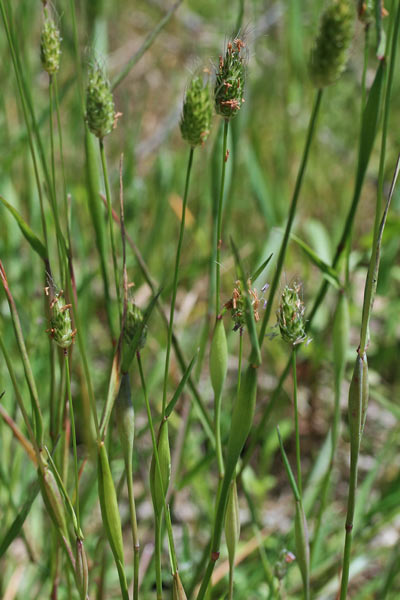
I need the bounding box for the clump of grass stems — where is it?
[1,2,400,600]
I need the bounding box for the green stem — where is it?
[360,1,400,355]
[161,147,194,416]
[155,515,163,600]
[237,329,243,395]
[99,138,121,316]
[138,353,179,576]
[339,443,359,600]
[124,436,140,600]
[65,352,80,531]
[216,120,229,317]
[292,347,302,497]
[258,89,323,347]
[215,389,224,478]
[54,75,71,250]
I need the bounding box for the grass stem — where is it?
[161,147,194,417]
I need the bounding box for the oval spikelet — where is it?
[150,419,171,517]
[309,0,355,88]
[225,479,240,566]
[294,501,310,595]
[333,291,350,382]
[210,318,228,401]
[40,10,61,75]
[97,441,125,566]
[172,572,188,600]
[115,373,135,463]
[75,538,89,600]
[225,364,257,482]
[348,355,363,454]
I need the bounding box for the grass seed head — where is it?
[47,290,76,349]
[121,301,147,372]
[40,11,61,75]
[180,75,213,147]
[277,283,308,347]
[309,0,355,88]
[226,278,261,331]
[86,60,115,139]
[215,36,247,119]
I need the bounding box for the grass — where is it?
[1,1,400,599]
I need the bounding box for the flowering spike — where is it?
[47,290,76,349]
[40,10,61,75]
[277,283,309,347]
[215,36,247,119]
[86,60,115,139]
[180,75,213,147]
[309,0,355,88]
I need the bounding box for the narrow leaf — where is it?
[165,351,198,418]
[0,479,40,558]
[277,426,300,502]
[0,195,47,261]
[251,253,273,284]
[290,233,340,288]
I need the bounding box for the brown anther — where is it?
[71,329,77,337]
[50,298,57,309]
[219,55,224,69]
[211,551,220,561]
[227,42,232,53]
[60,304,72,312]
[234,38,245,52]
[224,149,230,162]
[113,112,123,130]
[44,286,50,296]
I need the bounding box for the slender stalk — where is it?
[54,75,70,249]
[161,147,194,416]
[340,440,359,599]
[292,347,302,496]
[215,120,229,317]
[258,89,323,347]
[237,329,243,395]
[138,353,179,575]
[155,516,163,600]
[340,6,400,596]
[99,139,121,314]
[65,352,80,530]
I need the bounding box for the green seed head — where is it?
[48,291,76,349]
[309,0,355,88]
[226,278,261,332]
[215,36,247,119]
[40,11,61,75]
[277,283,308,347]
[180,75,213,147]
[121,301,147,372]
[86,60,115,139]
